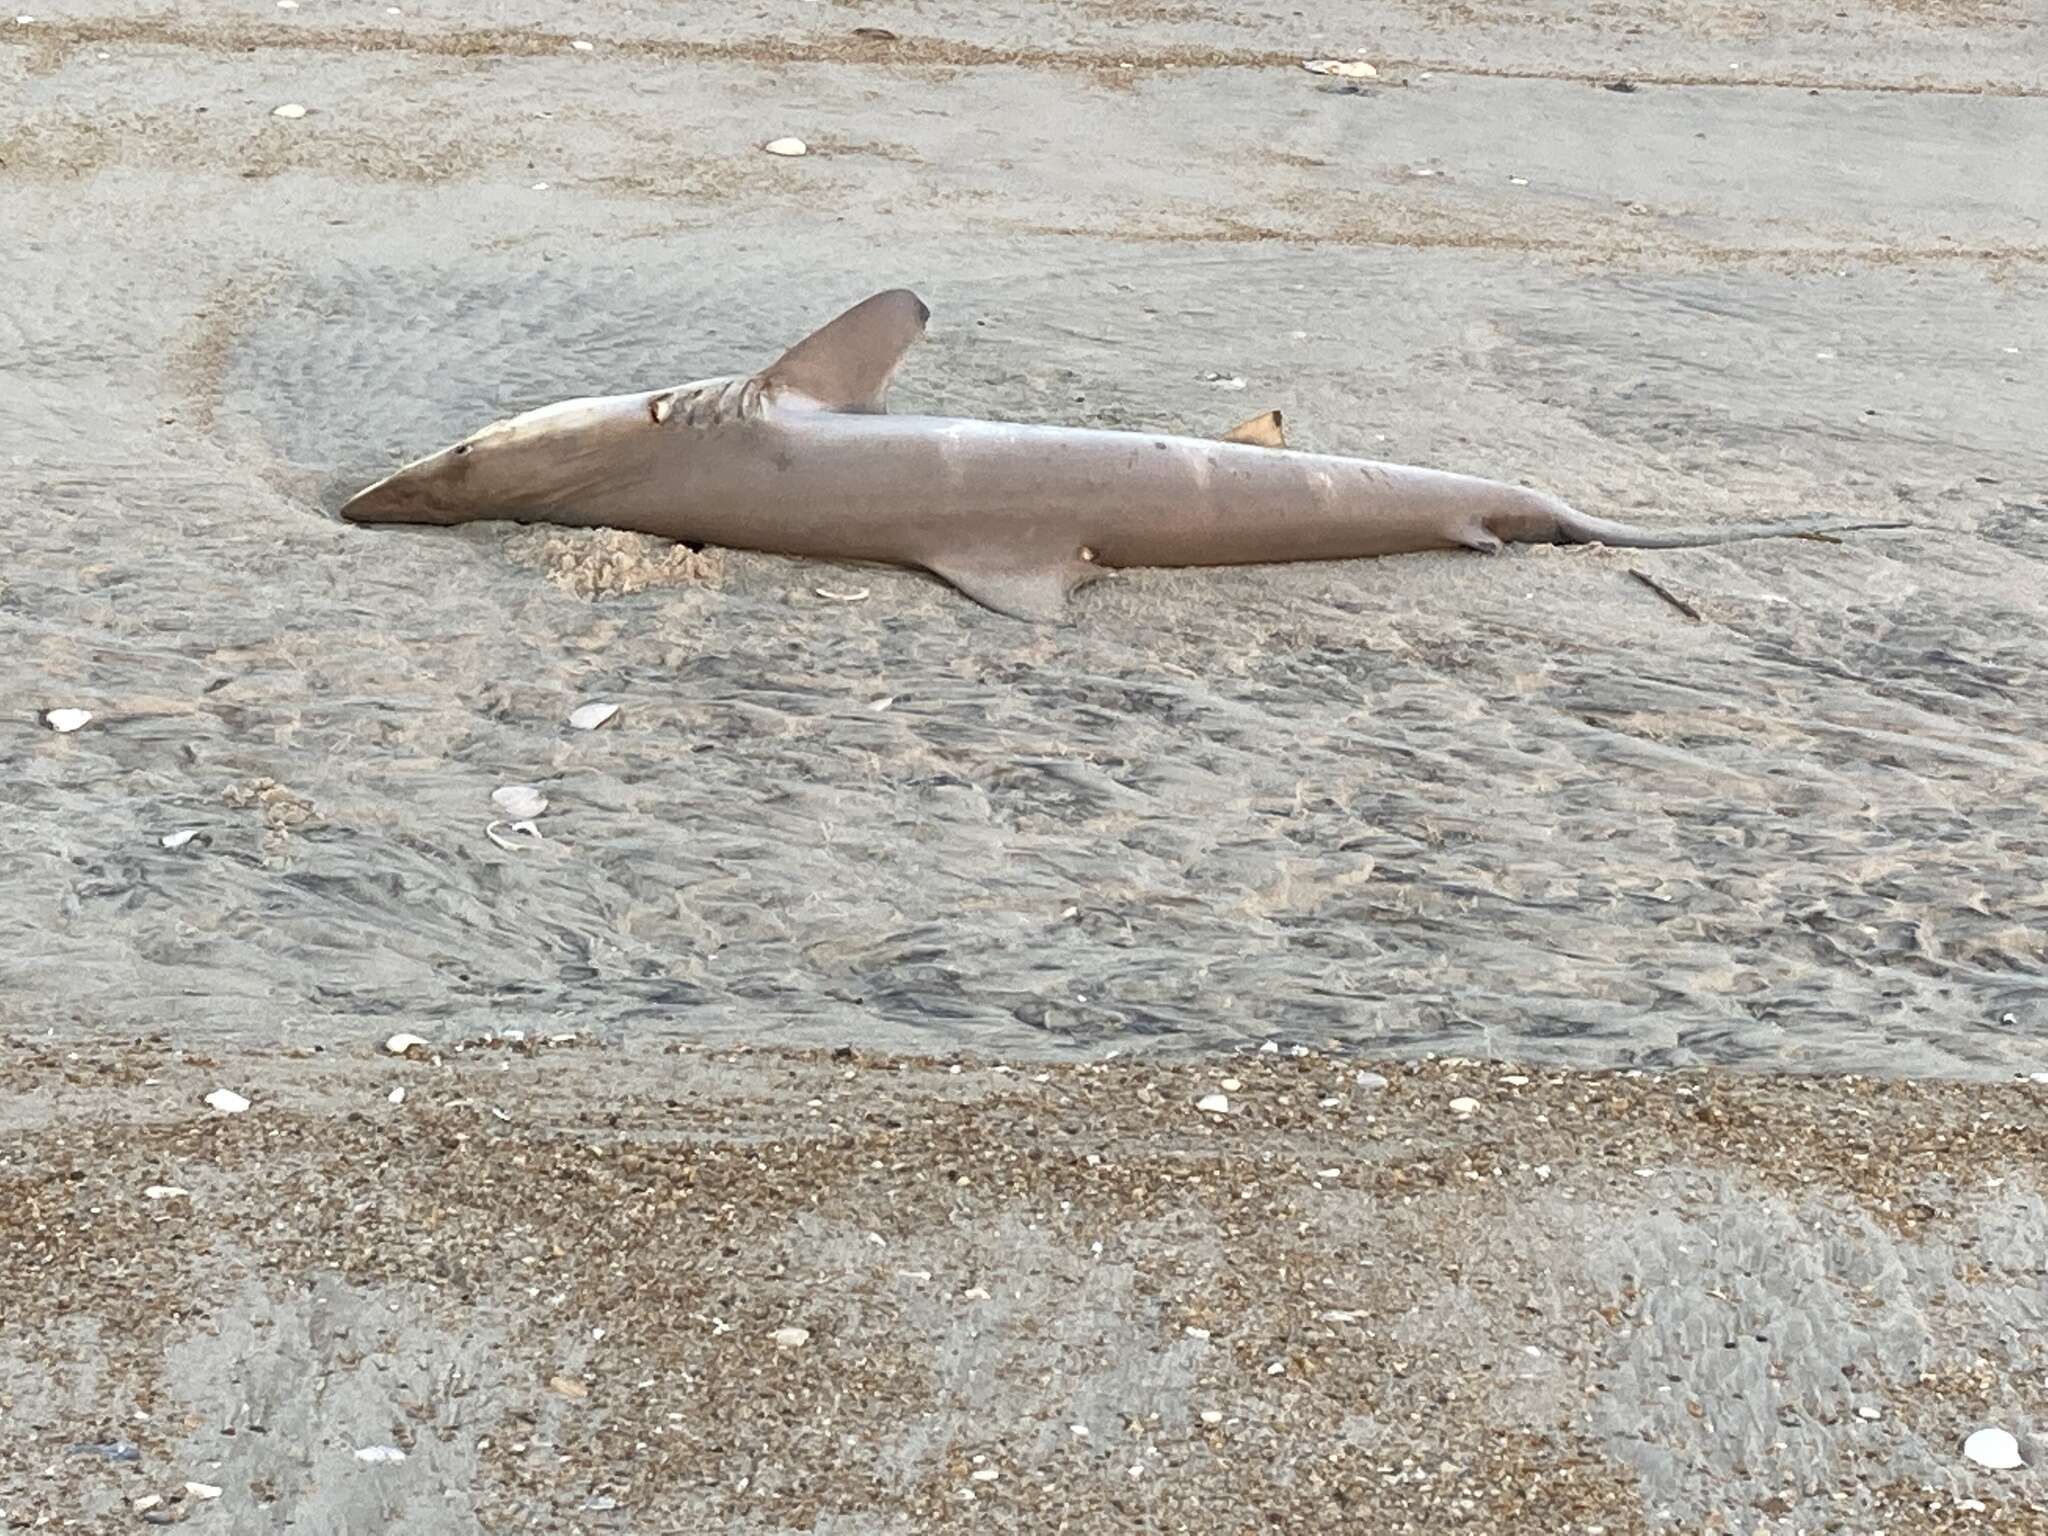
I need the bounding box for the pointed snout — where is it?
[337,457,453,525]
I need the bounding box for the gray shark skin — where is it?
[339,289,1904,621]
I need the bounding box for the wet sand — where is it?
[3,0,2047,1527]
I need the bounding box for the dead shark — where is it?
[338,288,1903,622]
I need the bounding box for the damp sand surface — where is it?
[1,0,2044,1070]
[2,0,2047,1528]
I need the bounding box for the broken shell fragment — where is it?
[1302,58,1377,78]
[44,708,92,733]
[569,702,619,731]
[485,819,544,852]
[204,1089,250,1114]
[491,784,547,818]
[1964,1427,2023,1470]
[763,137,808,157]
[384,1032,430,1056]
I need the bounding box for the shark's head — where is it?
[338,394,650,526]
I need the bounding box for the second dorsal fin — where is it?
[1220,409,1287,448]
[758,288,930,413]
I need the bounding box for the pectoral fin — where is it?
[1221,409,1286,448]
[758,289,931,413]
[923,553,1107,624]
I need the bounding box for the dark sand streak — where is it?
[15,17,2047,96]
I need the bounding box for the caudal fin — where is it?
[1554,507,1912,549]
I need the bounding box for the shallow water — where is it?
[4,16,2046,1073]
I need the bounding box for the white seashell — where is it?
[1196,1093,1231,1115]
[384,1032,429,1056]
[1964,1427,2023,1470]
[1449,1096,1480,1116]
[161,829,200,850]
[355,1445,407,1464]
[204,1089,250,1114]
[184,1482,223,1500]
[388,1086,406,1105]
[763,137,808,157]
[1301,58,1377,78]
[491,784,547,818]
[569,702,619,731]
[44,708,92,733]
[770,1326,810,1348]
[569,38,593,50]
[484,819,544,852]
[272,102,308,118]
[143,1185,188,1200]
[815,587,869,602]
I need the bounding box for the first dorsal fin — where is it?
[758,288,930,413]
[1220,409,1287,448]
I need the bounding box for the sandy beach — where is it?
[3,0,2046,1527]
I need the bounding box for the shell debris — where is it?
[1301,58,1377,78]
[204,1089,250,1115]
[491,784,547,819]
[485,819,545,852]
[763,137,808,157]
[44,708,92,733]
[1964,1427,2023,1470]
